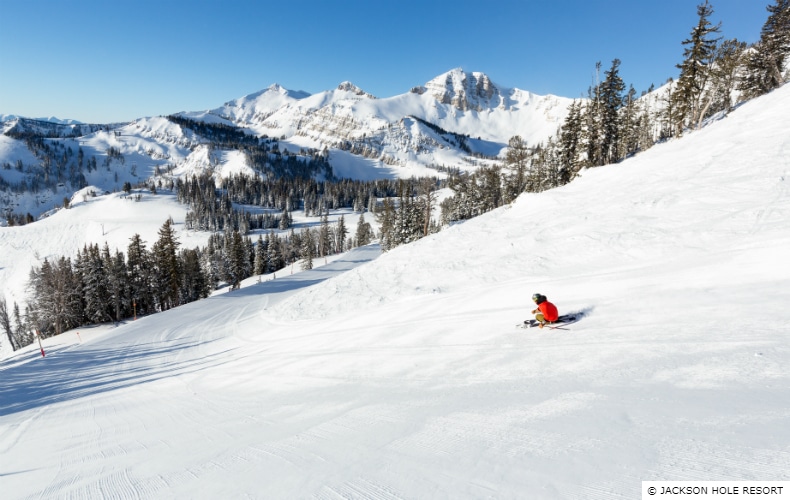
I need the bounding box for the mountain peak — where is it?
[336,81,376,99]
[424,68,502,112]
[264,84,311,99]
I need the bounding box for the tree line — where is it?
[1,209,378,350]
[175,171,434,236]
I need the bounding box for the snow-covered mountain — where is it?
[0,114,83,126]
[0,69,574,223]
[200,68,571,167]
[1,79,788,498]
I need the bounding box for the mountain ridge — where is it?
[1,69,575,222]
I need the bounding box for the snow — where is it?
[1,84,790,498]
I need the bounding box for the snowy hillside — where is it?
[0,182,373,329]
[1,81,788,498]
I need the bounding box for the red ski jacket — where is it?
[537,301,559,322]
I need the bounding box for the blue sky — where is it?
[0,0,769,123]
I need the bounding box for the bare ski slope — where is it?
[1,85,790,499]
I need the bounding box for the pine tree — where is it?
[557,100,584,184]
[659,81,677,139]
[77,244,110,325]
[279,208,291,230]
[739,0,790,99]
[0,297,17,351]
[440,166,504,223]
[301,228,315,270]
[378,198,396,251]
[127,234,153,317]
[30,257,82,335]
[503,135,530,202]
[704,38,747,116]
[152,218,182,310]
[13,303,29,348]
[480,165,503,209]
[636,101,657,153]
[355,213,373,246]
[318,212,331,258]
[334,215,348,253]
[619,86,642,160]
[253,234,266,275]
[542,137,563,190]
[104,244,128,322]
[526,144,547,191]
[418,178,438,237]
[599,59,626,164]
[243,235,254,278]
[393,181,426,246]
[227,230,247,288]
[285,228,300,265]
[584,62,605,167]
[673,0,722,132]
[266,230,281,272]
[180,248,209,302]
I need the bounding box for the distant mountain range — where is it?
[0,114,83,125]
[197,68,574,166]
[1,68,576,220]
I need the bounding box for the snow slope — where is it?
[1,84,789,498]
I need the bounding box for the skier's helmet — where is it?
[532,293,541,303]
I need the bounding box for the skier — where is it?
[530,293,559,328]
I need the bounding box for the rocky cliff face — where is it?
[421,69,502,112]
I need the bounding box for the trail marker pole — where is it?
[35,329,46,357]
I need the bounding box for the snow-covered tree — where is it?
[355,213,373,247]
[80,245,111,325]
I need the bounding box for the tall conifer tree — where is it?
[673,0,721,132]
[740,0,790,98]
[152,218,182,310]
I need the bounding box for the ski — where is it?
[517,314,580,330]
